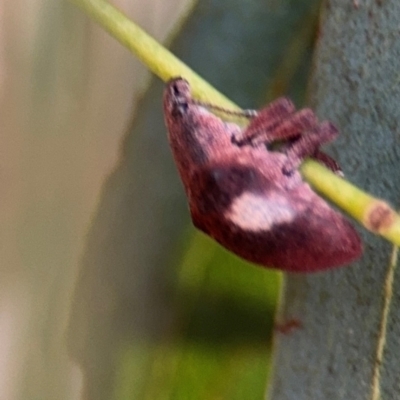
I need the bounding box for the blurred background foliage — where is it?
[0,0,321,399]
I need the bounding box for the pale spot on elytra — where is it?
[226,192,295,232]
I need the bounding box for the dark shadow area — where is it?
[176,290,275,347]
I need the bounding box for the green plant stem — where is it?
[70,0,238,109]
[301,160,400,246]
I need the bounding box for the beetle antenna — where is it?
[191,100,258,119]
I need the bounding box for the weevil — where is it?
[163,77,362,272]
